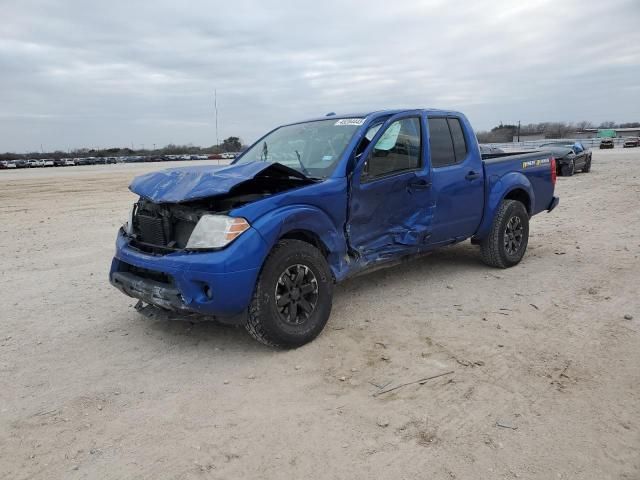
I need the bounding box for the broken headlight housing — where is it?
[186,215,250,249]
[123,204,135,235]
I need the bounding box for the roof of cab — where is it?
[290,108,462,125]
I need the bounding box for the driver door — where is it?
[347,114,433,260]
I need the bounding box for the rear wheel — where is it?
[560,158,575,176]
[245,239,333,348]
[480,200,529,269]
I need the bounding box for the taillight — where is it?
[550,157,556,186]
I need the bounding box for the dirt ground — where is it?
[1,150,639,480]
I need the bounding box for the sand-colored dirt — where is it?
[1,151,638,479]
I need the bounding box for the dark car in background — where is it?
[623,137,639,148]
[539,141,592,176]
[600,139,614,149]
[478,144,505,155]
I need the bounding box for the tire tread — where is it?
[245,239,331,348]
[480,200,528,269]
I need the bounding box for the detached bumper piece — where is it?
[110,271,189,312]
[547,196,560,212]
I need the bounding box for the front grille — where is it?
[136,214,167,245]
[131,201,198,250]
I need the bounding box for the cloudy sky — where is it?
[1,0,639,152]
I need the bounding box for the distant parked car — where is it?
[600,139,614,149]
[43,158,55,167]
[54,158,74,166]
[539,141,592,176]
[623,137,639,148]
[12,159,28,168]
[0,160,10,169]
[27,159,45,168]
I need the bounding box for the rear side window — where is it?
[447,118,468,162]
[428,117,468,167]
[428,118,455,167]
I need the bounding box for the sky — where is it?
[1,0,639,153]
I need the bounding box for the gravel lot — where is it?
[1,150,639,479]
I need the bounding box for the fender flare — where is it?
[474,172,535,240]
[251,205,349,280]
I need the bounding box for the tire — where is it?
[582,156,591,173]
[480,200,529,269]
[245,239,333,348]
[560,158,575,177]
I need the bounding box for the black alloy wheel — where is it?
[275,264,319,325]
[504,216,524,255]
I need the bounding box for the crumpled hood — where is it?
[129,161,308,203]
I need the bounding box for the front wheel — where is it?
[245,239,333,348]
[480,200,530,269]
[582,156,591,173]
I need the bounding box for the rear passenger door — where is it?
[427,116,484,244]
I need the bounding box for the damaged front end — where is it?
[125,162,314,254]
[110,161,316,321]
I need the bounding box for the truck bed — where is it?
[482,149,555,216]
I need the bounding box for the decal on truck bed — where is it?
[522,158,550,169]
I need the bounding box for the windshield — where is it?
[235,118,364,178]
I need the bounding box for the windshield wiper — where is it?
[294,150,310,176]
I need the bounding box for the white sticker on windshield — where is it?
[335,118,365,126]
[322,155,333,162]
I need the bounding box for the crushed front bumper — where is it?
[109,228,268,323]
[111,271,187,311]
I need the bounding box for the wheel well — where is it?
[504,189,531,214]
[280,230,330,258]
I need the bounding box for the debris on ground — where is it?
[373,371,454,397]
[496,420,518,430]
[376,417,390,428]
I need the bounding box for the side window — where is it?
[364,117,421,179]
[428,118,455,167]
[447,118,468,162]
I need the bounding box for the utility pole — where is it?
[517,120,521,142]
[214,89,219,149]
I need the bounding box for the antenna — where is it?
[214,89,219,148]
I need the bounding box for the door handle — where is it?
[408,178,432,190]
[465,171,481,181]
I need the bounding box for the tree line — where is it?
[476,121,640,143]
[0,136,244,161]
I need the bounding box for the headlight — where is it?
[186,215,250,249]
[123,204,135,235]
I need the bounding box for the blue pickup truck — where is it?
[110,109,559,347]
